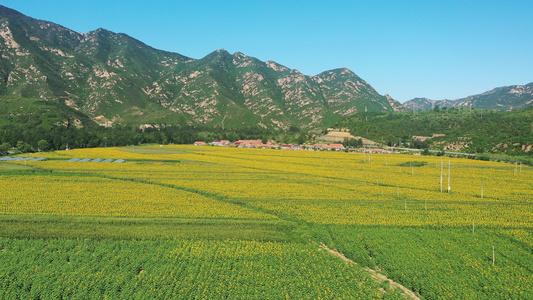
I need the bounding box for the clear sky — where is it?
[2,0,532,102]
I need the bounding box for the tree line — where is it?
[0,123,308,155]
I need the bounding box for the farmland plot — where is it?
[0,145,531,299]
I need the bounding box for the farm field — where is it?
[0,145,532,299]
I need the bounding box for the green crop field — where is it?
[1,145,531,299]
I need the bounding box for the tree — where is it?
[296,134,307,145]
[37,140,50,152]
[0,142,11,156]
[412,139,429,149]
[16,141,32,153]
[343,138,363,148]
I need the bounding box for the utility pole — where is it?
[440,160,443,193]
[448,160,451,193]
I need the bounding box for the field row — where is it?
[0,238,402,299]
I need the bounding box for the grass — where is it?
[0,162,52,174]
[0,162,33,171]
[0,215,297,242]
[397,161,428,167]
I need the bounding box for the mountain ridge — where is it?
[403,83,533,111]
[0,5,399,130]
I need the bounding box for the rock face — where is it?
[403,83,533,111]
[0,5,400,129]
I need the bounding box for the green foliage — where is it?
[16,141,32,153]
[405,83,533,111]
[397,161,427,167]
[37,139,49,151]
[0,238,391,299]
[308,225,533,300]
[336,107,533,156]
[0,145,531,298]
[343,137,363,148]
[0,7,396,131]
[0,143,10,156]
[0,215,295,242]
[411,139,429,149]
[0,96,294,152]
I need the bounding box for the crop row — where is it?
[0,238,401,299]
[0,175,274,219]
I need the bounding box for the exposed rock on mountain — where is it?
[0,5,399,129]
[403,83,533,111]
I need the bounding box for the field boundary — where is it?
[319,242,421,300]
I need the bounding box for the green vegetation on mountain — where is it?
[1,5,532,158]
[403,83,533,111]
[336,106,533,157]
[0,96,289,152]
[0,5,398,130]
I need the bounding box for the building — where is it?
[314,143,328,150]
[328,144,346,151]
[413,136,428,141]
[235,140,263,148]
[211,140,231,146]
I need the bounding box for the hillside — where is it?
[0,5,399,130]
[336,106,533,156]
[0,96,95,129]
[403,83,533,111]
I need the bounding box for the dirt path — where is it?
[320,243,421,300]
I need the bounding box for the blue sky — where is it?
[2,0,532,102]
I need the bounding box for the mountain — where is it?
[0,5,399,130]
[403,83,533,111]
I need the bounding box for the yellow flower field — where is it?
[3,145,532,299]
[0,174,274,219]
[10,145,530,228]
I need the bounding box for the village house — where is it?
[314,143,328,150]
[412,136,428,142]
[281,144,293,150]
[194,141,207,146]
[211,140,231,146]
[235,140,263,148]
[261,143,278,149]
[328,144,346,151]
[358,148,391,154]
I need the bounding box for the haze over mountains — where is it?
[0,5,531,130]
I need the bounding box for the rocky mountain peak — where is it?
[0,5,397,130]
[403,83,533,111]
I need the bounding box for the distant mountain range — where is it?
[403,83,533,111]
[0,5,402,130]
